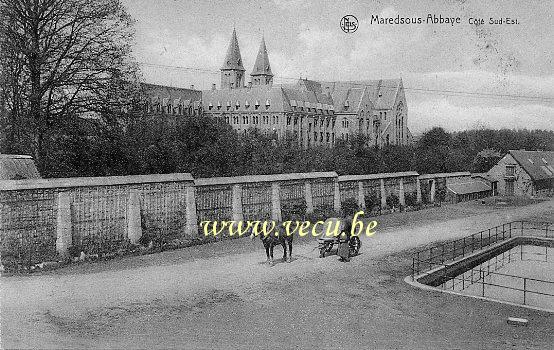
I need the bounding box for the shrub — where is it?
[386,193,400,208]
[364,193,379,212]
[341,198,359,217]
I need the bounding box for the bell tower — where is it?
[250,37,273,86]
[221,29,245,89]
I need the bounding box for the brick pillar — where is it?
[271,182,282,221]
[305,181,314,214]
[185,184,198,236]
[430,179,436,203]
[380,178,387,208]
[399,178,405,206]
[416,178,422,203]
[232,184,243,221]
[127,189,142,244]
[55,192,72,260]
[357,181,365,209]
[333,180,341,213]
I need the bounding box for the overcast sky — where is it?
[121,0,553,134]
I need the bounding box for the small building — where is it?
[487,150,554,197]
[0,154,41,180]
[446,180,492,203]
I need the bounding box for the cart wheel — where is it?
[319,248,326,258]
[349,236,361,257]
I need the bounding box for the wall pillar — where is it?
[416,178,422,203]
[185,184,198,236]
[430,179,436,203]
[380,178,387,208]
[399,178,405,207]
[305,181,314,214]
[55,192,72,260]
[232,184,243,221]
[271,182,282,222]
[127,189,142,244]
[357,181,365,209]
[333,180,341,213]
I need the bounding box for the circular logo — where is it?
[340,15,358,33]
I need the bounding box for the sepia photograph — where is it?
[0,0,553,349]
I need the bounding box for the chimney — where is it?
[212,83,216,91]
[190,84,195,90]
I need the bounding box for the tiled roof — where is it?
[447,180,491,195]
[508,150,554,181]
[319,79,402,112]
[142,83,201,106]
[0,154,41,180]
[202,84,334,113]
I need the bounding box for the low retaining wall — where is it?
[417,236,554,287]
[0,170,481,271]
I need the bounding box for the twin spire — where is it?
[220,29,273,89]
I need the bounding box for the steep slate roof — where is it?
[202,81,334,113]
[320,79,402,112]
[221,28,245,71]
[142,83,201,106]
[0,154,41,180]
[447,180,491,195]
[251,37,273,77]
[202,85,287,112]
[508,150,554,181]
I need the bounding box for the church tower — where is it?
[250,37,273,86]
[221,29,245,89]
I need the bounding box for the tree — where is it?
[472,149,502,173]
[0,0,138,170]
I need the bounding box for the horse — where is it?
[252,231,293,266]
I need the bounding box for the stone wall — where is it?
[1,170,475,271]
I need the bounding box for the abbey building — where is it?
[145,29,412,147]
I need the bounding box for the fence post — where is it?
[399,178,405,208]
[430,179,436,203]
[56,191,72,260]
[232,184,244,221]
[357,181,366,210]
[271,182,282,222]
[185,184,198,237]
[523,278,527,305]
[333,179,341,213]
[416,178,422,203]
[303,181,314,214]
[127,189,142,244]
[380,178,387,209]
[481,270,485,297]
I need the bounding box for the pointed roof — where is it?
[221,29,245,71]
[251,37,273,77]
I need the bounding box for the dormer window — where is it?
[266,99,270,108]
[245,100,250,108]
[217,101,222,110]
[344,100,349,110]
[208,103,213,110]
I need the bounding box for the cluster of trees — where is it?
[1,1,552,179]
[33,115,554,179]
[0,0,140,170]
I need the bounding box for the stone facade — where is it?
[202,30,412,148]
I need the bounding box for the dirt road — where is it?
[1,200,553,349]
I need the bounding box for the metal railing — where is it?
[412,221,553,280]
[411,221,554,308]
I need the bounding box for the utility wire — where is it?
[138,62,554,103]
